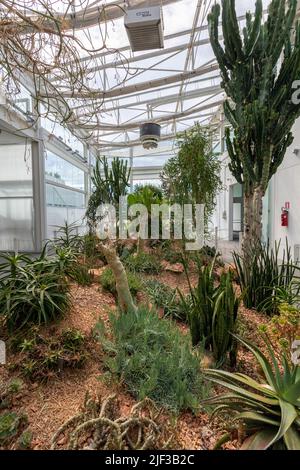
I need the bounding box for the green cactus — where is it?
[208,0,300,254]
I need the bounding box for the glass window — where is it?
[46,184,85,208]
[0,135,34,251]
[45,151,85,191]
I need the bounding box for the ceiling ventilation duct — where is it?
[124,6,164,52]
[140,122,161,149]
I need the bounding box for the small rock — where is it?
[162,261,184,273]
[57,435,67,446]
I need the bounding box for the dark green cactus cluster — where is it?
[208,0,300,196]
[86,156,130,228]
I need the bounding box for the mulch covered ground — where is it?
[0,268,269,450]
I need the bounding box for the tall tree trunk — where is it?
[98,242,137,314]
[242,186,264,257]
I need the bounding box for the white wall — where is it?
[268,119,300,257]
[212,117,300,259]
[211,155,237,241]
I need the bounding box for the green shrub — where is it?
[258,302,300,358]
[124,252,161,274]
[144,279,186,321]
[179,260,239,366]
[95,306,208,413]
[0,412,28,447]
[0,251,71,330]
[68,263,93,286]
[0,379,24,410]
[11,328,87,381]
[100,267,142,298]
[204,336,300,450]
[17,429,32,449]
[233,240,300,315]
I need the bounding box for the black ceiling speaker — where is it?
[140,122,161,150]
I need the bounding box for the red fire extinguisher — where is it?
[281,208,289,227]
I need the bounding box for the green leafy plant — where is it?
[0,251,71,330]
[0,412,28,448]
[258,303,300,358]
[11,328,87,381]
[52,221,83,251]
[128,185,163,248]
[86,156,130,231]
[144,279,186,321]
[204,336,300,450]
[124,252,161,274]
[100,267,142,298]
[68,263,93,286]
[179,259,239,366]
[160,123,222,228]
[233,240,300,315]
[95,306,208,413]
[0,379,24,410]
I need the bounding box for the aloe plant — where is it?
[0,250,71,330]
[204,336,300,450]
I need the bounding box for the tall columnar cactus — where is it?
[208,0,300,254]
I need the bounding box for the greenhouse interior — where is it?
[1,0,300,455]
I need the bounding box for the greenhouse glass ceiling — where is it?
[0,0,271,167]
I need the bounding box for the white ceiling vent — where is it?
[124,6,164,52]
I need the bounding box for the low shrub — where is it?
[258,302,300,358]
[124,252,161,274]
[100,267,142,298]
[0,412,29,449]
[95,306,208,413]
[0,379,31,450]
[144,279,186,321]
[10,327,87,381]
[68,263,93,286]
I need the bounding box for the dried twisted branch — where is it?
[51,393,175,450]
[0,0,132,134]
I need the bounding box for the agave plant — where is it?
[204,336,300,450]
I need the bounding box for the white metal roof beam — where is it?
[72,73,220,111]
[57,35,217,80]
[52,62,219,100]
[77,84,221,118]
[83,96,223,131]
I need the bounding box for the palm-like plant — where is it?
[204,336,300,450]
